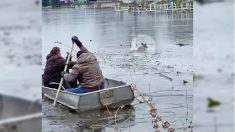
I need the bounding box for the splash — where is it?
[130,34,157,55]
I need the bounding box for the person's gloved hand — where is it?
[67,61,76,69]
[72,36,79,43]
[71,36,82,47]
[61,71,66,77]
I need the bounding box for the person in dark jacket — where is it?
[61,36,105,93]
[43,47,74,89]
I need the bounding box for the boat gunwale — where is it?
[42,83,133,96]
[0,113,42,125]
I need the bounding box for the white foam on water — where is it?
[130,34,157,55]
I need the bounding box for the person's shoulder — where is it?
[54,55,65,60]
[71,64,81,71]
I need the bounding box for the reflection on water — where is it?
[42,9,192,59]
[43,97,135,132]
[43,8,193,132]
[75,107,135,132]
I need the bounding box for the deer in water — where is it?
[136,43,148,52]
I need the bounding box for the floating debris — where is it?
[159,73,173,81]
[193,74,204,81]
[35,0,40,5]
[217,68,222,72]
[3,31,10,36]
[183,80,188,85]
[176,43,190,47]
[176,71,182,75]
[208,97,221,108]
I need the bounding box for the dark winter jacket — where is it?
[43,54,66,86]
[64,46,104,92]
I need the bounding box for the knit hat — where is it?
[46,47,60,60]
[76,50,86,58]
[50,47,60,55]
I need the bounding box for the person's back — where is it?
[72,52,104,92]
[43,47,71,89]
[63,36,104,93]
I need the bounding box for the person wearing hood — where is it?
[43,47,75,89]
[61,36,105,93]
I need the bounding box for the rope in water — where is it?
[104,105,125,131]
[131,85,175,132]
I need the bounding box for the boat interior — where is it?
[46,78,127,90]
[104,78,126,89]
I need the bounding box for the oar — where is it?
[53,42,75,106]
[55,41,79,54]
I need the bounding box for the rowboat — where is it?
[0,94,42,132]
[42,78,135,112]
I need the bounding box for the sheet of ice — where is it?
[194,1,234,131]
[0,0,41,100]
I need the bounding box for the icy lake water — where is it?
[0,1,233,132]
[42,8,193,132]
[194,1,234,132]
[0,0,41,100]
